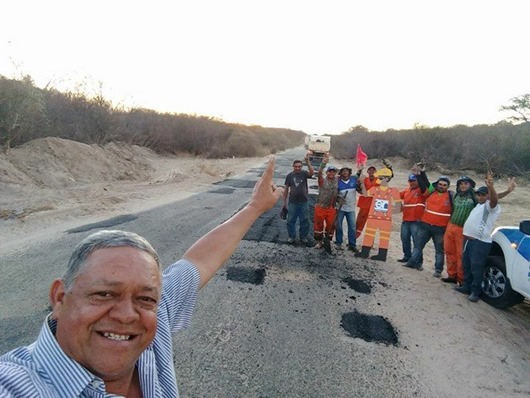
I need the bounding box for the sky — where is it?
[1,0,529,135]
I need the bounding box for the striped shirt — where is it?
[0,259,200,397]
[449,192,476,226]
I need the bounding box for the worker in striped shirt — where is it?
[442,176,516,285]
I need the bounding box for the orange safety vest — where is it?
[364,176,379,191]
[400,187,426,222]
[421,191,452,227]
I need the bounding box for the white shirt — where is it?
[463,200,501,243]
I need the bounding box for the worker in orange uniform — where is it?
[313,154,339,249]
[405,169,452,277]
[355,167,402,261]
[397,174,427,263]
[355,165,380,239]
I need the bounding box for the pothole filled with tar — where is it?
[341,310,398,346]
[341,277,371,294]
[227,266,266,285]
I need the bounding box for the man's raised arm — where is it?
[184,156,284,289]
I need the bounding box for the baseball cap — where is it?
[475,186,489,195]
[435,176,451,185]
[408,174,417,181]
[326,165,338,172]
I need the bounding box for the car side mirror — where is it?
[520,220,530,235]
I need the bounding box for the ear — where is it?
[49,279,67,319]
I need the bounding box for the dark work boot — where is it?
[354,245,371,258]
[370,248,388,262]
[468,292,480,302]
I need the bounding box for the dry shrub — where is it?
[332,122,530,177]
[1,75,305,158]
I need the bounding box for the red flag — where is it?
[356,144,368,168]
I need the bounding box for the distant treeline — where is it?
[331,124,530,177]
[2,75,529,175]
[0,75,305,157]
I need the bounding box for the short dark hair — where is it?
[62,230,161,291]
[292,160,303,166]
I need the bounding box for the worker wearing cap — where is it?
[397,173,427,263]
[441,176,477,284]
[455,174,500,302]
[335,166,363,252]
[313,154,339,249]
[355,167,402,261]
[363,166,379,190]
[355,165,380,239]
[405,168,452,276]
[443,175,516,285]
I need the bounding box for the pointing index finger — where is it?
[262,156,276,182]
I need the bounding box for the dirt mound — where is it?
[0,137,155,188]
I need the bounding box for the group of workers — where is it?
[282,152,399,260]
[282,152,516,303]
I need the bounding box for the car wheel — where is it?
[481,256,524,309]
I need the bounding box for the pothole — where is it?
[226,266,266,285]
[341,277,371,294]
[341,310,398,346]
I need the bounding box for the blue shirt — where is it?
[337,176,359,212]
[0,259,200,397]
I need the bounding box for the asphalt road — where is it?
[1,148,529,398]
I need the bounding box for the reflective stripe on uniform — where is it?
[425,209,451,217]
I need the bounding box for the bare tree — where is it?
[500,94,530,123]
[0,75,47,153]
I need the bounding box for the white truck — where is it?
[307,135,331,167]
[482,220,530,308]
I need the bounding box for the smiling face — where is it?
[292,161,303,173]
[326,169,337,179]
[458,180,471,192]
[339,169,351,179]
[50,246,161,383]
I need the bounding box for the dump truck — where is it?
[307,135,331,167]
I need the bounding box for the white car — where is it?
[481,220,530,308]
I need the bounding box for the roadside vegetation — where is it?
[331,96,530,178]
[331,121,530,177]
[1,74,528,177]
[0,75,305,157]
